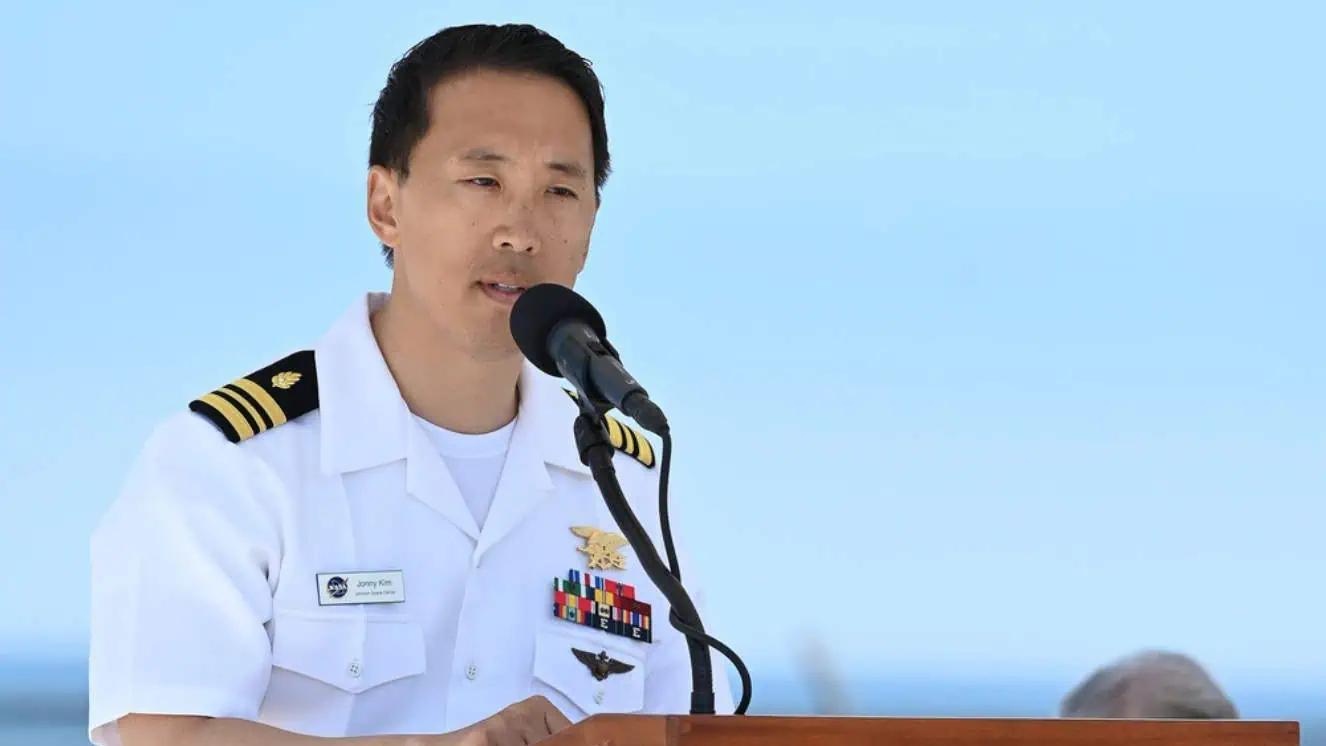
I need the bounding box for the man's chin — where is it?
[462,322,524,362]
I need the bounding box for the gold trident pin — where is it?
[571,526,629,571]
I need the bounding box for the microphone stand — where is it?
[569,393,717,716]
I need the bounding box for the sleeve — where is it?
[641,542,738,716]
[88,411,284,745]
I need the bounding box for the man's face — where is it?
[368,68,598,357]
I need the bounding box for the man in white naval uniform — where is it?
[87,23,732,746]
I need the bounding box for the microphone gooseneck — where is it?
[509,284,752,716]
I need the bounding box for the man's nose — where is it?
[493,199,539,253]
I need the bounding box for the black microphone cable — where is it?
[651,422,753,716]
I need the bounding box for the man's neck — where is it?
[370,293,522,435]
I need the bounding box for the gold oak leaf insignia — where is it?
[270,371,301,389]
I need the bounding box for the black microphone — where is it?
[510,283,668,434]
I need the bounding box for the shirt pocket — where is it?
[271,610,426,694]
[533,626,645,718]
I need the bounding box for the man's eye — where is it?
[466,177,499,187]
[548,186,578,199]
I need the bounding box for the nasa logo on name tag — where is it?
[316,570,406,606]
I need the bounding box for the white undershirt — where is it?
[414,415,516,531]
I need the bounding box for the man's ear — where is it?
[367,166,401,249]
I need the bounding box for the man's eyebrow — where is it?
[459,147,506,164]
[458,148,588,180]
[548,160,588,180]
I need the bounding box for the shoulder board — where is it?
[562,389,656,469]
[189,349,320,443]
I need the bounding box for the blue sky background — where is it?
[1,0,1322,720]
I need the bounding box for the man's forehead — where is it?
[418,73,593,171]
[427,68,585,119]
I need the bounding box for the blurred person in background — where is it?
[1059,650,1238,719]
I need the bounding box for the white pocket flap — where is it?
[272,612,425,694]
[534,627,645,716]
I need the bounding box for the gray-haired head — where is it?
[1059,650,1238,719]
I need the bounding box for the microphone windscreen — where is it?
[509,283,607,377]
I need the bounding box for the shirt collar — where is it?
[314,292,589,477]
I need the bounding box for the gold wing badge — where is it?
[571,525,629,571]
[572,648,635,681]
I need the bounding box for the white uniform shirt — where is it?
[88,292,733,745]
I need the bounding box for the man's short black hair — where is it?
[369,23,611,266]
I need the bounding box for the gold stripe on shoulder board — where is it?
[562,389,656,469]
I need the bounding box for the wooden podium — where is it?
[541,714,1299,745]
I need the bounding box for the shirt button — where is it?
[465,663,478,681]
[594,689,605,705]
[347,659,362,678]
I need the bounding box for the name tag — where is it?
[316,571,406,606]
